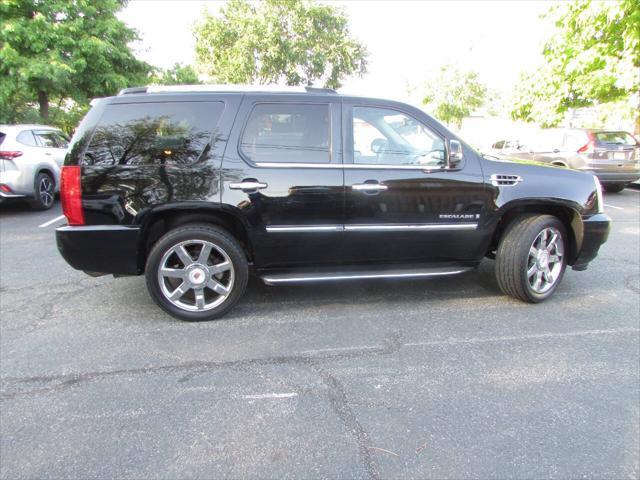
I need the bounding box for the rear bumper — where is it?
[56,225,142,275]
[588,170,640,184]
[571,213,611,271]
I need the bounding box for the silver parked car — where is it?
[498,128,640,193]
[0,124,69,209]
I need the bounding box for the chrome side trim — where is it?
[344,223,477,231]
[266,225,343,232]
[0,191,26,198]
[262,267,471,285]
[255,162,442,171]
[265,223,478,232]
[56,225,141,232]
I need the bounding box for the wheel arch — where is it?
[487,201,582,265]
[137,204,254,272]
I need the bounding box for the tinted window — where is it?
[352,107,445,167]
[0,133,4,146]
[34,130,68,148]
[16,130,37,147]
[240,103,330,164]
[83,102,224,166]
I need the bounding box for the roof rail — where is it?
[304,86,337,94]
[118,87,148,95]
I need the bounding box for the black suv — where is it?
[56,86,611,321]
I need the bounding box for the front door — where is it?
[222,97,344,269]
[342,103,487,264]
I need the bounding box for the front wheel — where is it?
[495,215,567,303]
[145,224,248,321]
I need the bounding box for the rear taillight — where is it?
[577,132,596,154]
[0,151,23,160]
[0,184,13,193]
[60,166,84,226]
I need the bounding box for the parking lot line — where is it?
[604,204,625,211]
[39,215,66,228]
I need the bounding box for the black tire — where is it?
[603,183,626,193]
[495,214,567,303]
[145,224,248,321]
[29,172,55,210]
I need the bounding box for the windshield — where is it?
[595,132,638,146]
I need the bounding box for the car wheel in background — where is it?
[145,224,249,321]
[495,214,567,303]
[30,172,55,210]
[603,184,626,193]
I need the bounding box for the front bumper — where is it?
[571,213,611,271]
[56,225,142,275]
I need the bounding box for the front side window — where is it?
[352,107,445,167]
[83,102,224,166]
[240,103,330,164]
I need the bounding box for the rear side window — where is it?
[16,130,37,147]
[240,103,330,164]
[0,132,4,146]
[83,101,224,166]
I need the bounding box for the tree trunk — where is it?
[38,91,49,120]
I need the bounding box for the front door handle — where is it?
[229,180,268,191]
[352,183,388,192]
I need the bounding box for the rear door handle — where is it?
[352,183,388,192]
[229,180,268,191]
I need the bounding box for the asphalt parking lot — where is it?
[1,190,639,479]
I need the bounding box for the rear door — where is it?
[221,95,344,268]
[342,101,487,264]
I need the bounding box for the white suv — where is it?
[0,125,69,210]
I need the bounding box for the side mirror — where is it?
[448,139,463,167]
[371,138,387,155]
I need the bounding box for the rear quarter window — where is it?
[16,130,37,147]
[82,101,225,166]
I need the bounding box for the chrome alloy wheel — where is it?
[157,240,234,311]
[527,227,564,294]
[39,176,54,207]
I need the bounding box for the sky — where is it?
[118,0,559,102]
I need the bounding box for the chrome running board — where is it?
[260,266,472,285]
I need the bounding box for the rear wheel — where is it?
[603,183,626,193]
[30,172,55,210]
[495,215,567,303]
[145,224,248,321]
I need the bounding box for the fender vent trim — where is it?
[490,174,523,186]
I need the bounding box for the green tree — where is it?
[511,0,640,132]
[0,0,150,124]
[151,63,201,86]
[194,0,367,89]
[418,65,487,129]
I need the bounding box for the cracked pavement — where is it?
[1,190,639,479]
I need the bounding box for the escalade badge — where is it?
[439,214,480,219]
